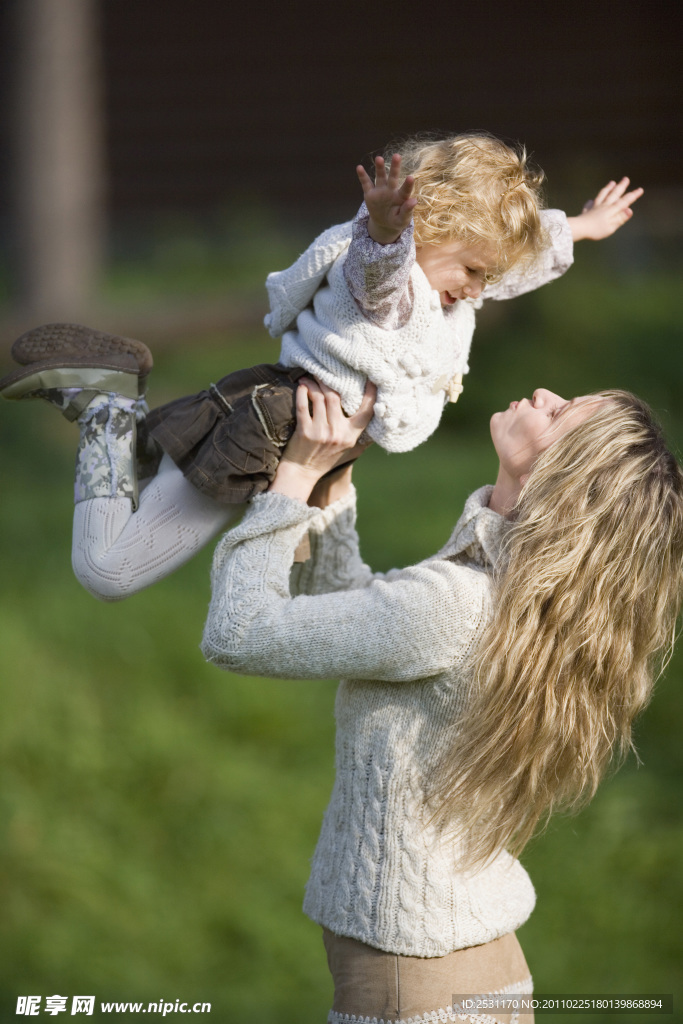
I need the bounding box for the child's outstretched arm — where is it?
[356,154,417,245]
[567,177,643,242]
[485,178,643,303]
[345,156,417,330]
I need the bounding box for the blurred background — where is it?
[0,0,682,1020]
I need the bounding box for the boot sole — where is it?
[0,360,144,401]
[12,323,153,375]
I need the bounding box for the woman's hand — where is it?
[357,154,416,245]
[568,177,644,241]
[268,378,376,503]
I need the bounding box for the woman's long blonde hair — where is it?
[434,391,683,868]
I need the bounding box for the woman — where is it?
[201,379,683,1024]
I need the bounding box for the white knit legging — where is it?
[71,455,239,601]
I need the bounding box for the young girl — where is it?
[0,134,642,600]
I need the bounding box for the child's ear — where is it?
[519,473,530,489]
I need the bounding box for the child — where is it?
[0,134,642,600]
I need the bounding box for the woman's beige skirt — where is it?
[322,928,533,1024]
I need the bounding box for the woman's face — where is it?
[490,389,600,479]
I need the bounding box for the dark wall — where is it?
[1,1,681,225]
[100,0,682,217]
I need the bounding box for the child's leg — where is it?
[67,387,238,599]
[72,453,238,601]
[1,324,238,601]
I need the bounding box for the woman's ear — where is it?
[519,473,530,489]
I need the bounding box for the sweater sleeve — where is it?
[201,491,489,683]
[342,202,416,330]
[289,486,375,597]
[483,209,574,302]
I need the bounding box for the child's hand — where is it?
[568,178,644,241]
[357,154,417,245]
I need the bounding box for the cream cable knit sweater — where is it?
[263,209,573,454]
[201,487,537,957]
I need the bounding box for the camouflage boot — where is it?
[0,323,158,510]
[73,393,150,508]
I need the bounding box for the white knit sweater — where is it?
[201,486,537,957]
[266,221,474,452]
[264,209,573,453]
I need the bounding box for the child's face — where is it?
[415,239,494,307]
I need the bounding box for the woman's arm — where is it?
[290,467,375,596]
[201,489,488,682]
[201,379,489,681]
[272,379,377,595]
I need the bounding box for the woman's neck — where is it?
[488,466,523,517]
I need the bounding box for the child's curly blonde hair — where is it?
[385,133,548,278]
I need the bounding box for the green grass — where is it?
[0,254,682,1022]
